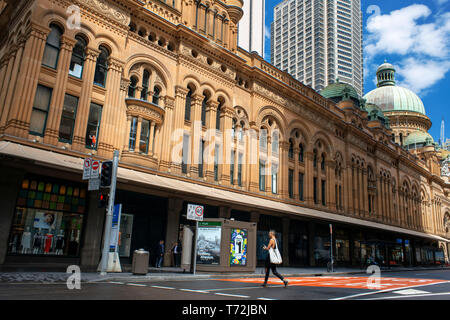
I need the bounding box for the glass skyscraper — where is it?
[271,0,363,96]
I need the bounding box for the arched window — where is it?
[152,86,161,105]
[260,128,267,150]
[288,139,294,159]
[272,131,279,154]
[231,119,237,139]
[201,93,208,126]
[184,88,192,121]
[128,76,138,98]
[94,46,109,87]
[216,99,223,131]
[141,70,150,100]
[42,24,63,69]
[313,149,318,168]
[321,153,325,170]
[299,143,304,162]
[69,35,87,78]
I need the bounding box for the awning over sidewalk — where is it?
[2,141,449,243]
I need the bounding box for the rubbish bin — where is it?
[132,249,149,275]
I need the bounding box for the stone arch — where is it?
[286,118,312,146]
[256,106,287,140]
[125,54,173,95]
[40,10,67,35]
[309,131,333,155]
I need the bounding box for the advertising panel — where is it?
[196,221,221,265]
[230,228,248,266]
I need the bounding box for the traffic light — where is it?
[98,192,108,208]
[100,160,113,187]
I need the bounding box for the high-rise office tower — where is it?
[271,0,363,95]
[238,0,265,56]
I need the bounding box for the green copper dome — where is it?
[364,61,426,115]
[364,86,426,115]
[404,131,434,148]
[320,80,360,101]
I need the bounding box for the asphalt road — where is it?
[0,269,449,301]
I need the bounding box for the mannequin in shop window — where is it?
[33,230,43,254]
[55,231,65,255]
[44,229,54,254]
[21,227,32,254]
[10,234,19,253]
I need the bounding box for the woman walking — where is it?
[262,230,288,288]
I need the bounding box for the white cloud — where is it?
[365,5,450,94]
[264,25,271,40]
[396,58,450,93]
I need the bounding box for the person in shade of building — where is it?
[172,240,182,267]
[156,240,165,268]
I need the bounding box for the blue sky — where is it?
[263,0,450,143]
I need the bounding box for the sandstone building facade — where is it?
[0,0,448,269]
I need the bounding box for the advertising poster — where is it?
[196,221,221,265]
[33,211,56,229]
[230,228,248,266]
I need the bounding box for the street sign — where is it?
[83,158,92,180]
[187,203,204,221]
[91,160,100,178]
[88,177,100,191]
[110,204,122,251]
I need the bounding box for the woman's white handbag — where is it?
[269,239,282,264]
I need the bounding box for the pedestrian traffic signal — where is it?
[100,160,113,187]
[98,192,108,208]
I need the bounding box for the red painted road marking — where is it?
[217,277,446,290]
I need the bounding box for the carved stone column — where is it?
[205,100,219,182]
[220,106,234,186]
[168,86,189,174]
[304,151,314,206]
[189,93,204,178]
[0,43,23,132]
[44,35,77,145]
[72,47,101,151]
[248,124,259,192]
[97,57,124,158]
[278,141,289,198]
[5,23,50,137]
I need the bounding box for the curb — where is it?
[92,266,450,283]
[1,267,448,284]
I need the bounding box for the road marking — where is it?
[179,289,209,293]
[127,283,147,287]
[214,293,250,298]
[257,297,277,300]
[108,281,124,285]
[151,285,175,290]
[330,280,450,300]
[204,286,278,292]
[363,292,450,300]
[393,289,430,295]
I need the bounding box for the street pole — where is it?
[100,150,120,275]
[192,221,198,275]
[330,223,334,273]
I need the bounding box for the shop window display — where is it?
[8,178,86,256]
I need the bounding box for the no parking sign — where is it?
[187,204,204,221]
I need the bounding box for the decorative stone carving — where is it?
[75,0,131,26]
[125,98,164,125]
[441,156,450,177]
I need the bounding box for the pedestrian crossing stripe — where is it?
[217,276,445,290]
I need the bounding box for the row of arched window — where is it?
[44,23,109,87]
[128,70,161,105]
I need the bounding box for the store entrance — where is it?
[115,190,167,267]
[288,219,308,266]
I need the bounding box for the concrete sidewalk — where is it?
[0,265,448,284]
